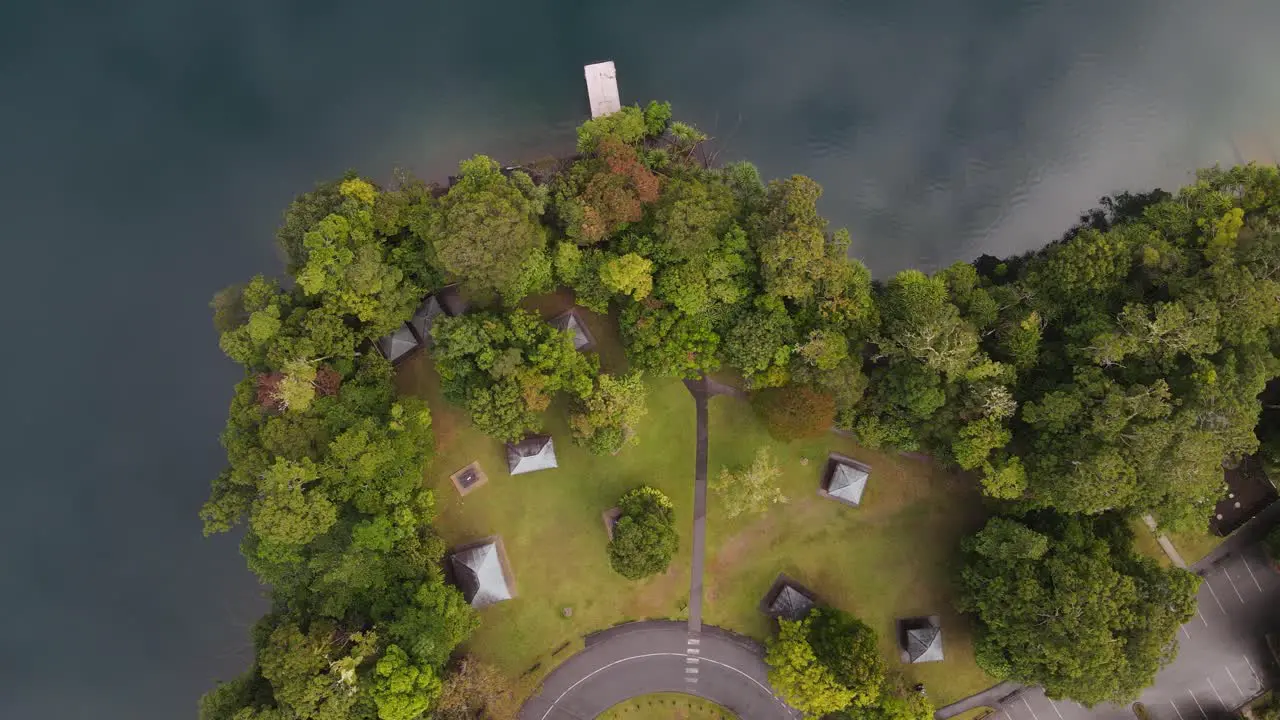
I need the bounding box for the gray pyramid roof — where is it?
[506,435,558,475]
[552,310,594,350]
[408,295,444,346]
[907,624,944,663]
[437,284,470,316]
[377,324,419,363]
[829,462,868,505]
[769,585,815,620]
[450,542,512,608]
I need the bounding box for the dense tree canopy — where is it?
[958,513,1199,706]
[765,608,890,717]
[431,309,597,441]
[203,176,480,720]
[607,487,678,580]
[204,101,1280,718]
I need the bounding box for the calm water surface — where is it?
[2,2,1279,717]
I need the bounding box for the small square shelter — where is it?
[376,324,419,364]
[408,295,444,347]
[897,616,944,664]
[506,434,558,475]
[760,574,819,621]
[551,308,595,351]
[820,452,871,507]
[449,538,515,608]
[436,283,470,317]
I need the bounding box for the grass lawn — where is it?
[396,294,696,685]
[599,693,736,720]
[396,292,993,706]
[701,394,994,706]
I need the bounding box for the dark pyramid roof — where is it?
[437,284,470,316]
[829,462,869,505]
[551,309,594,351]
[768,585,816,621]
[450,542,512,608]
[907,624,944,663]
[377,324,419,363]
[506,435,558,475]
[408,295,444,346]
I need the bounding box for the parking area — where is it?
[990,543,1280,720]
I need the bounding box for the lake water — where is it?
[3,2,1279,718]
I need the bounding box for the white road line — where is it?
[1207,677,1225,706]
[685,676,698,683]
[687,648,700,655]
[1197,607,1208,626]
[1189,691,1206,719]
[1047,698,1064,720]
[538,651,781,720]
[1204,578,1227,613]
[1222,569,1245,603]
[1181,625,1191,639]
[687,638,700,645]
[1170,701,1186,720]
[1244,655,1260,682]
[686,657,699,664]
[1243,558,1264,592]
[1225,665,1244,697]
[1022,696,1041,720]
[685,667,699,674]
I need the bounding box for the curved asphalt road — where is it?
[518,621,799,720]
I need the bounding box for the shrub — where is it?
[752,385,837,442]
[1265,526,1280,565]
[607,487,677,580]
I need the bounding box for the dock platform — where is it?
[584,61,621,118]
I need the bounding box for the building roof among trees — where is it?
[769,585,816,620]
[551,309,595,351]
[450,541,512,608]
[906,623,944,663]
[377,324,419,364]
[506,434,558,475]
[408,295,444,346]
[828,462,869,506]
[437,284,470,316]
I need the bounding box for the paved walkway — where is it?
[519,377,799,719]
[684,377,710,632]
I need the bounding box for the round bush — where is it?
[607,487,678,580]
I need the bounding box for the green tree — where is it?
[432,310,597,441]
[608,487,678,580]
[711,447,787,518]
[569,371,649,455]
[751,175,847,302]
[875,270,979,380]
[766,616,858,716]
[807,608,886,708]
[427,155,549,303]
[598,252,654,300]
[371,644,441,720]
[620,304,720,379]
[959,513,1199,706]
